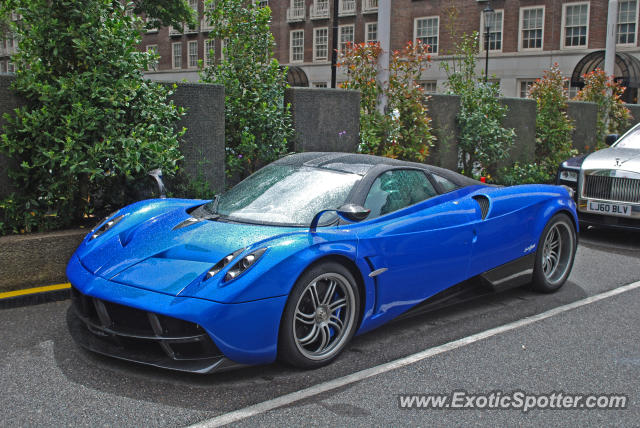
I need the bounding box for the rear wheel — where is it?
[278,262,360,369]
[531,213,577,293]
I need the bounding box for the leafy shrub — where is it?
[201,0,293,181]
[576,68,631,150]
[0,0,185,235]
[497,63,576,185]
[442,33,514,177]
[339,41,435,161]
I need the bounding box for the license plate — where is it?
[586,200,632,217]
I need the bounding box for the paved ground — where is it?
[0,227,639,427]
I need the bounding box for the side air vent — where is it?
[472,195,490,220]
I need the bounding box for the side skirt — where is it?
[480,253,535,292]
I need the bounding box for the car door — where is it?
[354,169,477,323]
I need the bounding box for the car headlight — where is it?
[90,214,125,240]
[205,248,245,280]
[224,247,268,282]
[559,170,578,182]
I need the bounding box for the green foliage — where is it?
[200,0,292,180]
[576,68,631,150]
[442,33,515,177]
[499,63,577,185]
[0,0,184,235]
[339,41,435,161]
[496,162,552,186]
[129,0,196,30]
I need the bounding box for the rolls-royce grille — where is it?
[583,175,640,203]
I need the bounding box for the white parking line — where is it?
[189,280,640,428]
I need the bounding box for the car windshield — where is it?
[203,164,361,226]
[615,126,640,149]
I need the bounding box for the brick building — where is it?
[3,1,640,100]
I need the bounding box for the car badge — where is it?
[615,158,622,167]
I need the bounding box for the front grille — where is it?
[583,174,640,203]
[71,287,221,361]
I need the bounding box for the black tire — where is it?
[278,261,360,369]
[531,213,577,293]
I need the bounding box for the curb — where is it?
[0,283,71,310]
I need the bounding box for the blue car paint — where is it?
[66,184,578,366]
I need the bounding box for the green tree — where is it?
[576,68,631,150]
[0,0,184,234]
[201,0,292,180]
[442,33,515,177]
[339,41,435,162]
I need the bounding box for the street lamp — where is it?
[483,4,495,83]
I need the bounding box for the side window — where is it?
[364,170,437,219]
[432,174,458,193]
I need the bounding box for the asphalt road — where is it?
[1,227,639,427]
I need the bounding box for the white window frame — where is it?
[366,22,378,44]
[479,9,504,52]
[518,79,537,98]
[561,2,590,50]
[204,39,215,66]
[413,16,439,54]
[339,24,355,55]
[418,80,437,93]
[188,40,198,69]
[172,42,182,69]
[617,0,639,46]
[313,27,329,62]
[518,6,545,52]
[146,44,159,71]
[312,81,329,88]
[290,29,305,63]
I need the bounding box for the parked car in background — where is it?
[557,123,640,230]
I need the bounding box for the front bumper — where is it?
[66,254,288,373]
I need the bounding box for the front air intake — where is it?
[472,195,490,220]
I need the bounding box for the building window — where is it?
[339,25,354,54]
[418,81,437,93]
[253,0,269,7]
[563,3,589,48]
[290,30,304,63]
[518,80,536,98]
[0,61,6,73]
[313,27,328,61]
[520,7,544,50]
[480,9,503,51]
[147,45,159,71]
[366,22,378,43]
[188,40,198,68]
[7,62,15,73]
[414,17,439,53]
[204,39,215,66]
[172,42,182,69]
[617,0,638,45]
[312,81,328,88]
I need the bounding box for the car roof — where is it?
[273,152,482,188]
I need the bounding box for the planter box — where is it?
[0,229,86,292]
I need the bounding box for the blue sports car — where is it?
[67,153,578,373]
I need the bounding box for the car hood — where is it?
[77,205,297,295]
[582,147,640,172]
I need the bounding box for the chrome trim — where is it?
[368,267,388,278]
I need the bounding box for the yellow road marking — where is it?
[0,283,71,299]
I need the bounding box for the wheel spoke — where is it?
[295,310,315,325]
[308,282,321,309]
[298,324,319,345]
[322,280,337,305]
[329,298,347,313]
[328,315,343,335]
[316,325,331,352]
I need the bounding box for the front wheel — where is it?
[531,213,577,293]
[278,262,360,369]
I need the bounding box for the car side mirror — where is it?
[309,204,371,232]
[605,134,619,146]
